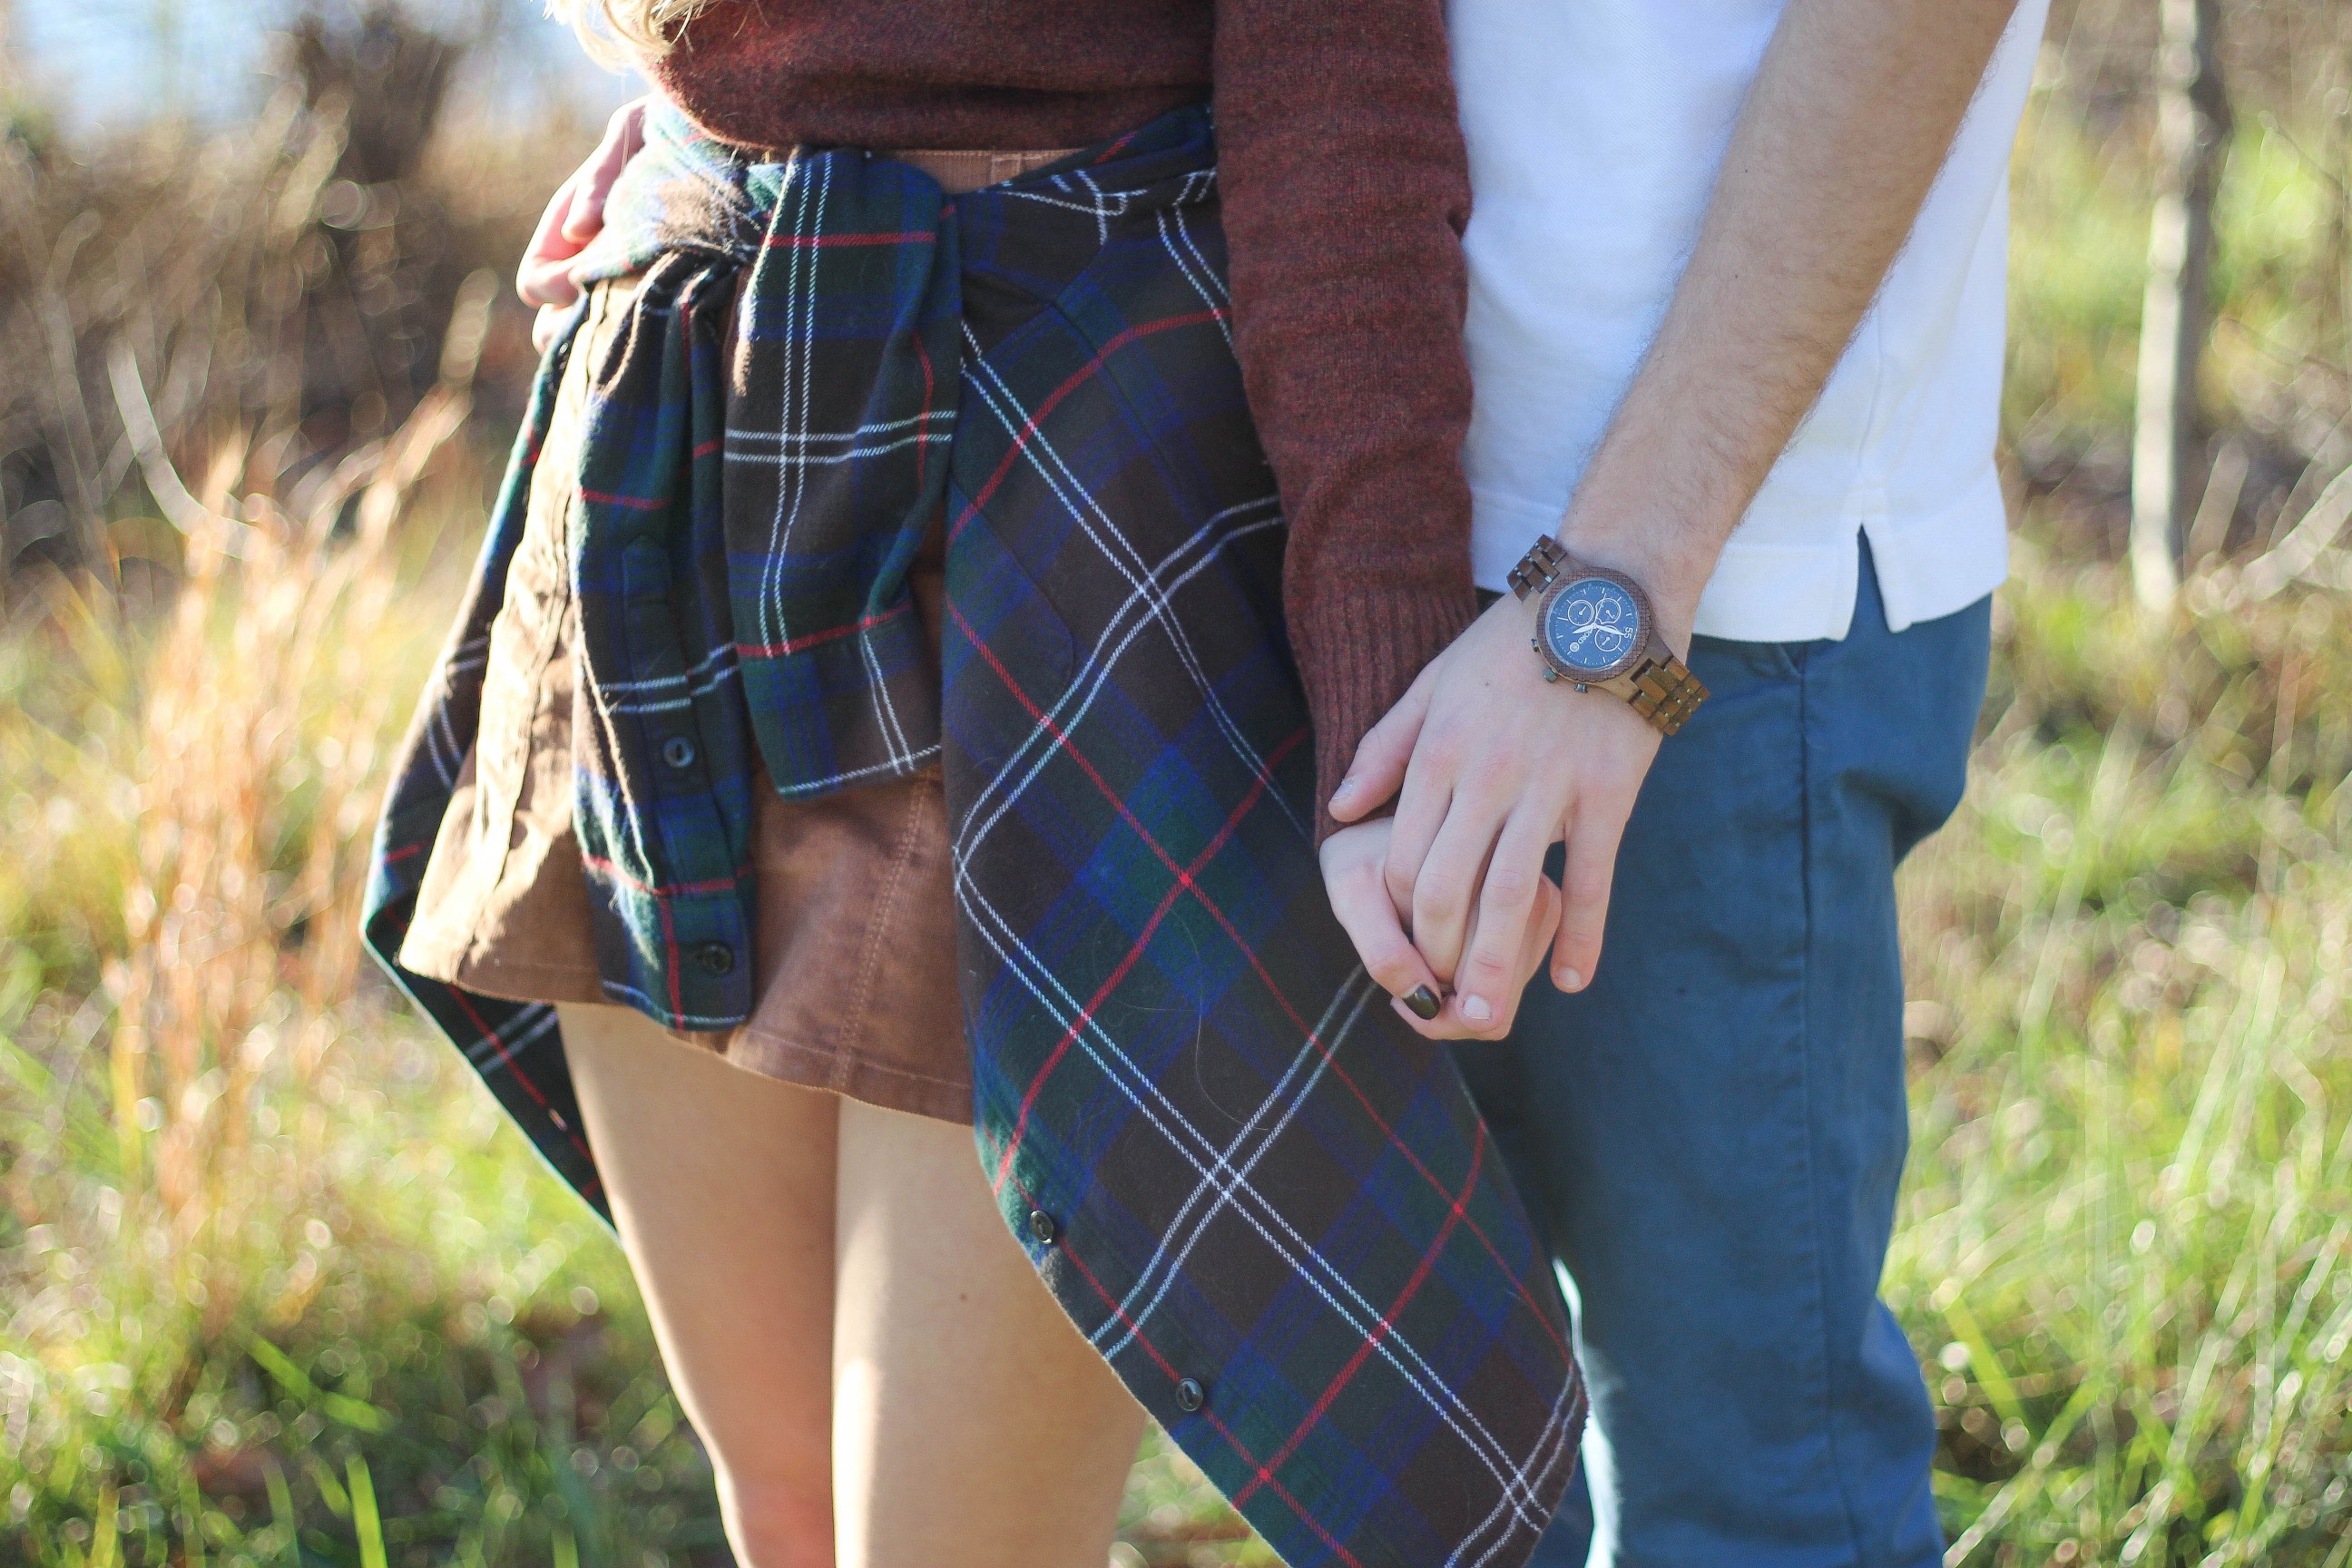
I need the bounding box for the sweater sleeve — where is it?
[1211,0,1481,838]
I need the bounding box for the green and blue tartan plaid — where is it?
[364,101,1582,1568]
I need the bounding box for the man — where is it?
[1319,0,2045,1561]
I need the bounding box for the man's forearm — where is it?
[1562,0,2023,633]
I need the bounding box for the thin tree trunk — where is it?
[2131,0,2230,612]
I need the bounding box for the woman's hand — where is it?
[1319,815,1561,1041]
[519,97,649,351]
[1327,576,1675,1041]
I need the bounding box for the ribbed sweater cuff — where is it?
[1291,580,1479,844]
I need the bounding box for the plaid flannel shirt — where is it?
[365,102,1583,1568]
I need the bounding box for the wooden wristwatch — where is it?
[1506,536,1709,736]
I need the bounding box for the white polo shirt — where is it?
[1448,0,2050,642]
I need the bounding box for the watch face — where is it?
[1541,576,1643,677]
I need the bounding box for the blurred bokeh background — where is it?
[3,2,2351,1564]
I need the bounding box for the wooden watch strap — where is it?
[1508,535,1567,601]
[1624,652,1709,736]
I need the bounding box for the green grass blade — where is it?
[246,1332,394,1432]
[348,1455,387,1568]
[264,1459,301,1568]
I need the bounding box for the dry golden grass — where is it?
[4,15,2352,1568]
[1,29,1261,1563]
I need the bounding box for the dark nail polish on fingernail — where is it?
[1403,985,1442,1020]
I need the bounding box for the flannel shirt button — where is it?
[661,736,697,770]
[695,941,736,976]
[1174,1377,1205,1414]
[1027,1209,1059,1245]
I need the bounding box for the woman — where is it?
[364,4,1580,1566]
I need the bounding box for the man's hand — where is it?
[519,97,648,351]
[1328,586,1671,1040]
[1320,816,1561,1040]
[1321,0,2022,1030]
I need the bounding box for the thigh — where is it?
[559,1004,838,1540]
[1462,570,1988,1568]
[830,1098,1143,1568]
[1485,631,1843,1566]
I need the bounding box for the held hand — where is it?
[1319,817,1561,1041]
[519,97,649,351]
[1328,588,1669,1040]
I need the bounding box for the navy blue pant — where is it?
[1459,545,1990,1567]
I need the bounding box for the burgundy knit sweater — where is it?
[652,0,1480,826]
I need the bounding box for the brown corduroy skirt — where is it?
[396,146,1076,1124]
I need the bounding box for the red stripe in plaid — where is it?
[915,337,939,489]
[947,307,1230,545]
[576,487,668,511]
[734,601,916,659]
[1230,1123,1486,1512]
[442,986,594,1174]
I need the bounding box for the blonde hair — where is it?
[547,0,718,64]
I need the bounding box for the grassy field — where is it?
[5,51,2352,1568]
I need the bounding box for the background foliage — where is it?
[4,2,2352,1564]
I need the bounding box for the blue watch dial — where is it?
[1542,577,1642,676]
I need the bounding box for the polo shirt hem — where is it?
[1857,462,2011,634]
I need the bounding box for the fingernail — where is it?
[1556,968,1583,993]
[1402,985,1442,1021]
[1332,775,1359,799]
[1460,995,1493,1023]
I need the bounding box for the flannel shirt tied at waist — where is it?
[366,100,1585,1568]
[372,104,1198,1031]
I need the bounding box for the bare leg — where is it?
[561,1004,1142,1568]
[559,1004,838,1568]
[832,1095,1144,1568]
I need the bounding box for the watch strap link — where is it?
[1507,534,1567,601]
[1624,652,1709,736]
